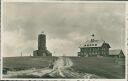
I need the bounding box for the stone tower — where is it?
[33,32,52,56]
[38,32,46,50]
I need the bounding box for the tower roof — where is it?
[39,31,46,35]
[41,31,44,34]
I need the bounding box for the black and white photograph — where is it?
[3,0,128,1]
[2,2,126,80]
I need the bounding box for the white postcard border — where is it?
[1,1,127,81]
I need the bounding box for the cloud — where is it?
[3,2,125,57]
[3,30,37,57]
[47,38,77,56]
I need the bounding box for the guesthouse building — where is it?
[78,34,111,57]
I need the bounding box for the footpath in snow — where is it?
[3,56,104,79]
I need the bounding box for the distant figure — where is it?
[3,68,9,75]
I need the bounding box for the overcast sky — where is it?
[3,2,125,57]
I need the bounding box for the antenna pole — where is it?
[21,52,22,56]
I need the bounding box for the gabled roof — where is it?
[79,39,110,48]
[109,49,123,55]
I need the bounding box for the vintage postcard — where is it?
[3,0,128,1]
[1,1,127,81]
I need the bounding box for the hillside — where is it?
[70,57,125,79]
[3,56,57,70]
[3,56,125,79]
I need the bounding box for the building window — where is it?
[95,44,97,46]
[85,45,86,46]
[81,49,83,52]
[92,44,94,46]
[87,44,89,46]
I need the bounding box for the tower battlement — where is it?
[33,32,52,56]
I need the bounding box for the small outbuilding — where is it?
[109,49,125,58]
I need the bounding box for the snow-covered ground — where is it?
[3,56,104,78]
